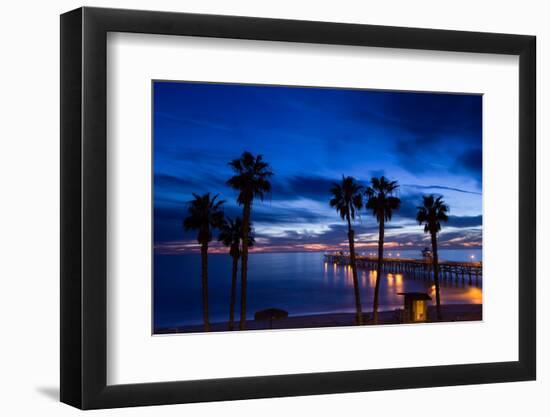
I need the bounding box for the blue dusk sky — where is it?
[153,81,482,254]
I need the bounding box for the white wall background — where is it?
[0,0,546,415]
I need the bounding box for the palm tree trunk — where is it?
[229,255,238,330]
[239,203,251,330]
[200,242,210,332]
[430,232,442,320]
[373,220,384,324]
[347,216,363,325]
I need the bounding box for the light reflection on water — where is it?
[322,261,482,308]
[154,251,482,328]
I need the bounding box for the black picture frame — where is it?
[60,6,536,410]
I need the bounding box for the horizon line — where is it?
[154,247,483,256]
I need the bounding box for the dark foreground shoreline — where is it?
[156,303,482,334]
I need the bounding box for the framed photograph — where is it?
[60,7,536,409]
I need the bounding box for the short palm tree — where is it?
[183,193,225,331]
[416,195,449,321]
[329,176,364,325]
[218,217,255,330]
[227,151,273,330]
[366,176,401,324]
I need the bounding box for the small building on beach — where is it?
[398,292,431,323]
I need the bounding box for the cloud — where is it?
[251,205,328,225]
[155,225,482,254]
[402,184,481,195]
[456,148,482,173]
[272,175,335,201]
[352,92,482,140]
[447,215,482,228]
[395,192,426,219]
[154,173,229,204]
[450,147,483,186]
[439,229,482,248]
[388,192,482,229]
[154,174,200,190]
[156,111,234,132]
[350,93,482,179]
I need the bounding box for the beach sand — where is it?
[156,303,482,334]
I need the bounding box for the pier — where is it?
[323,253,482,284]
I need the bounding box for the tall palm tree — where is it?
[218,217,255,330]
[227,151,273,330]
[183,193,225,332]
[416,195,449,321]
[329,176,365,325]
[366,176,401,324]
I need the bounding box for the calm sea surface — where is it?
[154,249,482,329]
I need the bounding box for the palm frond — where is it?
[416,194,450,235]
[227,151,273,206]
[329,176,363,223]
[366,176,401,224]
[183,192,225,244]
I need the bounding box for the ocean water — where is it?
[153,249,482,330]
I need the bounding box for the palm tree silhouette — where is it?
[218,217,255,330]
[227,151,273,330]
[329,176,364,325]
[183,193,225,331]
[366,176,401,324]
[416,195,449,321]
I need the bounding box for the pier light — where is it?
[395,274,403,286]
[470,255,475,260]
